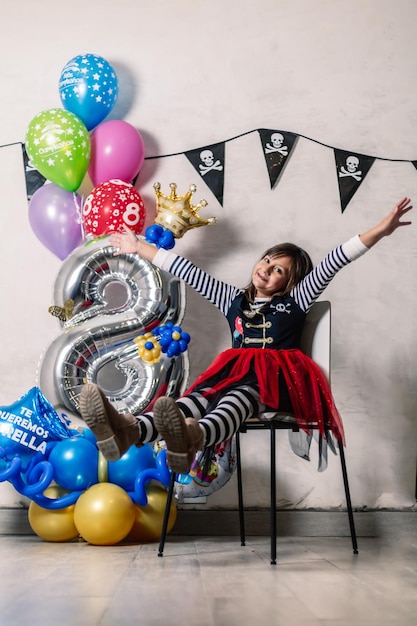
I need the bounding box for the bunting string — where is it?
[2,127,416,213]
[2,130,414,161]
[145,129,414,163]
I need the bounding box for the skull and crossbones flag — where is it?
[21,143,46,201]
[334,149,375,213]
[185,141,225,206]
[258,129,298,189]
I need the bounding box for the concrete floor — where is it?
[0,517,416,626]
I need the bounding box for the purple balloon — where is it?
[28,184,83,260]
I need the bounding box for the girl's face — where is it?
[251,254,293,298]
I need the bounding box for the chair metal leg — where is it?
[270,423,277,565]
[158,470,176,557]
[235,431,246,546]
[338,441,359,554]
[236,422,357,565]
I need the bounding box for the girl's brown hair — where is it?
[244,243,313,302]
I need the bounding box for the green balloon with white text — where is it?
[25,108,90,191]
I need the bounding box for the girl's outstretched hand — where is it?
[109,225,139,255]
[379,197,413,237]
[109,225,158,262]
[360,197,413,248]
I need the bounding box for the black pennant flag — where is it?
[258,129,298,188]
[334,149,375,213]
[185,142,225,206]
[22,144,46,201]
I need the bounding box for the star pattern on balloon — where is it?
[59,54,119,130]
[26,110,90,166]
[82,179,146,237]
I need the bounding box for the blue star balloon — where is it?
[0,387,73,470]
[59,53,119,130]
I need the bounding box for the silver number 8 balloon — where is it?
[37,237,189,416]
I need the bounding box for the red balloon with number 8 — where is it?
[82,179,146,238]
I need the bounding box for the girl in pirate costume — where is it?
[79,197,412,475]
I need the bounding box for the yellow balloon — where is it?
[74,483,135,545]
[28,486,79,543]
[127,485,177,543]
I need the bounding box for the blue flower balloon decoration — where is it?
[153,322,191,358]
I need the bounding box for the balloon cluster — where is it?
[134,322,191,363]
[25,53,146,260]
[0,387,177,545]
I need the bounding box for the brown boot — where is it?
[153,396,204,474]
[79,383,141,462]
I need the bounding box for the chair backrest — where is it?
[300,300,331,381]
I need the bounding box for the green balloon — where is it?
[25,108,91,191]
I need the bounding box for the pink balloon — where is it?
[88,120,145,186]
[28,184,83,260]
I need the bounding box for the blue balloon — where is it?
[0,387,73,471]
[59,53,119,131]
[167,341,181,357]
[31,489,81,510]
[0,453,24,482]
[107,444,156,492]
[131,448,171,506]
[145,224,175,250]
[145,224,164,244]
[9,459,54,498]
[158,230,175,250]
[48,436,98,490]
[159,334,172,349]
[79,427,97,445]
[179,339,189,352]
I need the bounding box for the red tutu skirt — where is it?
[184,348,344,444]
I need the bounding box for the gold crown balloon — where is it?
[153,182,217,238]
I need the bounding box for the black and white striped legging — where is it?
[137,386,262,447]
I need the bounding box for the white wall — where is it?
[0,0,416,509]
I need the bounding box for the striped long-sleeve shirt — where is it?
[154,235,368,350]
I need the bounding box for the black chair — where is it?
[158,301,358,564]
